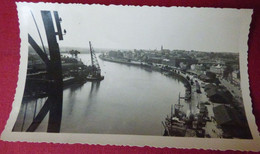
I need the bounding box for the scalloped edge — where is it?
[1,2,259,152]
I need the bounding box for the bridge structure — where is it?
[24,10,65,133]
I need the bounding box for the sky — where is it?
[18,3,252,52]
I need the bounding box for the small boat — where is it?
[86,74,104,81]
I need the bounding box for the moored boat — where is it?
[86,74,104,81]
[162,93,187,136]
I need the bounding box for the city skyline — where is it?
[24,3,252,53]
[58,46,242,53]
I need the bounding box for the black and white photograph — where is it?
[1,2,260,151]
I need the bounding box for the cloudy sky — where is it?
[18,3,252,52]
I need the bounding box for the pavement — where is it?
[199,84,223,138]
[179,71,223,138]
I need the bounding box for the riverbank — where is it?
[99,55,192,99]
[99,55,227,138]
[99,55,142,66]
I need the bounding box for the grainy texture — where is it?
[0,0,259,153]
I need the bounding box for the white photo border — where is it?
[1,2,260,151]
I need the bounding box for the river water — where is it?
[13,53,186,136]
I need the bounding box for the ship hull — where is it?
[86,75,104,81]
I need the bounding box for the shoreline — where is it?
[99,55,191,100]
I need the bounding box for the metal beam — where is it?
[28,34,50,67]
[26,97,51,132]
[41,10,63,133]
[26,11,63,133]
[53,11,63,40]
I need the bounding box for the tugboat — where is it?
[86,41,104,81]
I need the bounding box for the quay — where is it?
[24,54,92,100]
[163,70,251,138]
[99,54,251,139]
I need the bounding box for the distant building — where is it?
[161,58,176,66]
[199,71,218,83]
[205,86,233,104]
[190,64,206,71]
[123,51,133,59]
[160,45,170,57]
[179,62,187,70]
[210,64,225,76]
[147,56,162,64]
[213,105,242,127]
[162,59,170,65]
[167,57,197,68]
[212,105,252,139]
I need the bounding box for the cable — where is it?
[30,10,47,54]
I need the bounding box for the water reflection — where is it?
[67,83,85,115]
[85,81,101,117]
[60,54,186,135]
[89,81,100,97]
[13,53,186,135]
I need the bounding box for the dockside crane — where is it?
[86,41,104,81]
